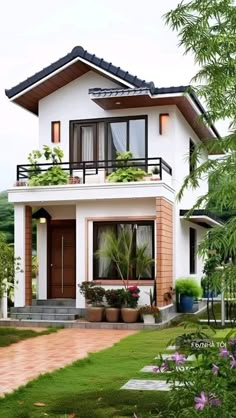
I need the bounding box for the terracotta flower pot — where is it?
[87,307,104,322]
[105,308,120,322]
[121,307,139,323]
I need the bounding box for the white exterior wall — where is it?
[172,108,208,284]
[76,198,156,308]
[38,70,176,173]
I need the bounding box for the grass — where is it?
[0,327,58,347]
[0,326,231,418]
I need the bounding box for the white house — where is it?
[6,46,222,319]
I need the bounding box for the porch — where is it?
[9,182,174,313]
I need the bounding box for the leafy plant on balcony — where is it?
[107,151,146,183]
[27,146,69,186]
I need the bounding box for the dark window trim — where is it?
[51,121,60,143]
[93,220,155,280]
[189,138,196,174]
[189,227,197,274]
[70,122,98,165]
[70,115,148,164]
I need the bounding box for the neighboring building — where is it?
[6,46,222,315]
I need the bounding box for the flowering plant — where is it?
[139,305,159,316]
[162,330,236,417]
[120,286,140,308]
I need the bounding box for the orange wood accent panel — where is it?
[156,198,173,306]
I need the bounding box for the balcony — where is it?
[16,157,172,185]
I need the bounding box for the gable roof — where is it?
[5,45,220,142]
[5,46,154,100]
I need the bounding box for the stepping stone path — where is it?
[140,365,188,373]
[121,379,173,391]
[166,345,177,350]
[154,353,196,361]
[121,351,193,392]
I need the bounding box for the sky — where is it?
[0,0,228,191]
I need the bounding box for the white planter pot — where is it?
[143,314,155,324]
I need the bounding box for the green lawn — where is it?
[0,327,58,347]
[0,326,231,418]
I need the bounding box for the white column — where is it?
[37,223,47,300]
[0,290,8,318]
[76,205,86,308]
[14,204,26,307]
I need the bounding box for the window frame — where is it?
[189,138,196,174]
[93,220,155,280]
[189,227,197,274]
[70,122,98,164]
[69,115,148,164]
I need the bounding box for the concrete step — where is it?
[11,312,78,321]
[32,299,76,307]
[11,307,80,315]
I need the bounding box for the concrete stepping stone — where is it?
[121,379,173,391]
[154,353,196,361]
[166,345,177,350]
[140,365,188,373]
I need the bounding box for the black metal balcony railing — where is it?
[16,157,172,184]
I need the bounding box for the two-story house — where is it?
[6,46,222,320]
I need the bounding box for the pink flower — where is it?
[171,352,186,366]
[128,286,138,291]
[212,364,219,375]
[230,356,236,368]
[194,391,208,410]
[131,293,139,298]
[219,347,229,358]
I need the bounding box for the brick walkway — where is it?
[0,328,137,397]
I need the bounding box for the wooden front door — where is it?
[49,221,76,298]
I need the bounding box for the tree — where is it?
[0,239,21,298]
[165,0,236,264]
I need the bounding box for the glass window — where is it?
[93,221,154,280]
[190,227,197,274]
[107,118,146,163]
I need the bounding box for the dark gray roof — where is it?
[5,46,155,99]
[89,85,189,97]
[180,209,223,227]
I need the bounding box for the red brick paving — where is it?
[0,328,137,397]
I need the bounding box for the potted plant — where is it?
[151,166,160,180]
[119,286,141,322]
[105,289,123,322]
[27,145,69,186]
[175,278,202,313]
[139,305,160,324]
[79,281,105,322]
[107,151,146,183]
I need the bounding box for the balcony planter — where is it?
[105,307,120,322]
[121,307,139,323]
[15,180,27,187]
[68,176,80,184]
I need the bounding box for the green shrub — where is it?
[175,277,202,298]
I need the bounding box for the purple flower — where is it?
[209,393,222,407]
[153,366,160,373]
[219,347,229,358]
[171,352,186,366]
[230,356,236,368]
[212,364,219,375]
[153,361,169,373]
[194,391,208,410]
[229,337,236,346]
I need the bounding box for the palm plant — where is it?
[95,227,154,289]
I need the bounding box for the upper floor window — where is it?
[159,113,169,135]
[107,118,146,160]
[51,121,60,143]
[70,116,147,164]
[189,139,196,174]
